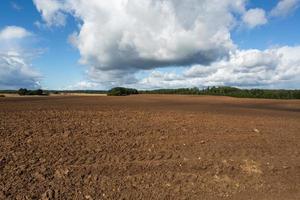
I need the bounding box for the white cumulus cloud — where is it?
[136,46,300,89]
[0,52,41,89]
[0,26,31,40]
[33,0,67,26]
[243,8,268,28]
[0,26,41,89]
[270,0,300,17]
[33,0,253,85]
[64,81,99,90]
[32,0,300,89]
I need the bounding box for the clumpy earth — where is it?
[0,95,299,199]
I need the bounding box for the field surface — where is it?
[0,95,300,199]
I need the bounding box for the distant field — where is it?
[51,93,107,97]
[0,93,107,97]
[0,93,19,97]
[0,95,299,199]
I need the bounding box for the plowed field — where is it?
[1,95,300,199]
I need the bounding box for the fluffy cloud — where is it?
[0,26,41,89]
[34,0,254,84]
[270,0,300,17]
[32,1,300,89]
[0,52,41,89]
[242,8,268,28]
[0,26,31,40]
[64,81,99,90]
[33,0,66,26]
[137,46,300,89]
[68,0,244,69]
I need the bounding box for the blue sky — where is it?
[0,0,300,90]
[0,0,84,89]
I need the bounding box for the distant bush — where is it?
[18,88,28,96]
[0,90,16,94]
[29,89,44,95]
[17,88,48,96]
[108,87,139,96]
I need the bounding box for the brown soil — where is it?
[0,95,299,200]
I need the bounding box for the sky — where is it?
[0,0,300,90]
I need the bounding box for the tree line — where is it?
[17,88,48,96]
[140,86,300,99]
[107,87,139,96]
[0,86,299,99]
[103,86,300,99]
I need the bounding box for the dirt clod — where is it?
[253,128,260,133]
